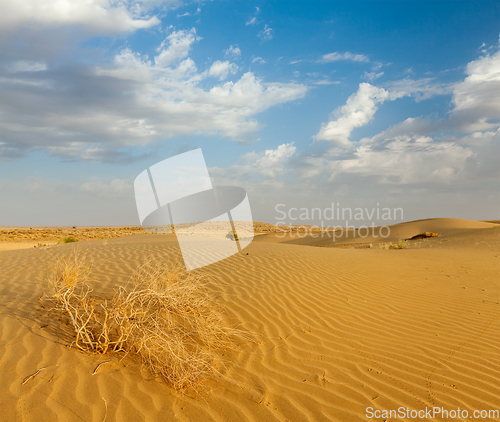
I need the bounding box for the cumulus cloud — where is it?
[224,45,241,58]
[315,83,390,147]
[154,28,201,67]
[207,60,238,80]
[0,29,307,160]
[209,48,500,214]
[244,142,296,177]
[246,17,257,26]
[326,135,473,184]
[0,0,169,34]
[315,72,459,149]
[319,52,369,63]
[210,143,297,188]
[307,72,479,186]
[449,49,500,132]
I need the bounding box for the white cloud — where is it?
[210,143,297,188]
[243,143,296,177]
[8,61,48,73]
[319,52,369,63]
[246,17,257,26]
[205,73,307,115]
[177,12,190,18]
[314,80,340,85]
[326,135,473,184]
[449,49,500,132]
[307,49,500,187]
[315,83,390,147]
[98,57,306,139]
[154,28,200,68]
[455,127,500,147]
[258,25,273,41]
[251,57,266,64]
[363,71,384,81]
[289,60,302,65]
[385,77,452,102]
[224,45,241,58]
[0,29,308,159]
[0,0,167,34]
[359,117,440,145]
[208,60,238,80]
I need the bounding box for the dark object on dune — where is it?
[407,232,439,240]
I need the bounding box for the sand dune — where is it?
[0,218,499,421]
[254,218,500,247]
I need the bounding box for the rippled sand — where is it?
[0,218,499,421]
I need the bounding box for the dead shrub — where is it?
[42,253,238,391]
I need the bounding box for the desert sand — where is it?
[0,218,498,421]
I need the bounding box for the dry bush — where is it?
[42,253,237,391]
[369,240,407,250]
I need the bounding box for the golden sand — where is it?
[0,218,498,421]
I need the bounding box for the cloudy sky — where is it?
[0,0,499,226]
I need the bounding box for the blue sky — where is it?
[0,0,499,226]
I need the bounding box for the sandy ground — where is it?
[0,223,289,251]
[0,218,499,421]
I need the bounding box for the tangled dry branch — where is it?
[42,253,239,391]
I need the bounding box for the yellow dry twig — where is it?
[22,366,47,385]
[101,397,108,422]
[92,360,111,375]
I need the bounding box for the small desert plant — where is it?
[370,240,407,249]
[60,236,79,244]
[392,239,407,249]
[35,243,47,248]
[42,253,238,391]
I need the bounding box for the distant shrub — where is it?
[370,240,407,249]
[60,236,79,244]
[393,240,407,249]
